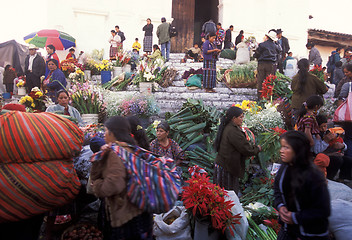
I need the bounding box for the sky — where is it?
[1,0,351,46]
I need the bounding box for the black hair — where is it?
[316,114,328,126]
[115,25,119,29]
[127,116,150,150]
[153,44,160,50]
[229,25,233,28]
[214,106,243,151]
[157,121,170,132]
[135,38,138,41]
[336,47,342,52]
[240,30,244,34]
[306,42,315,48]
[343,63,352,73]
[47,44,56,51]
[56,89,69,98]
[207,32,216,39]
[297,95,324,122]
[104,116,137,145]
[296,58,310,93]
[161,17,166,23]
[69,48,75,52]
[288,52,292,55]
[217,23,222,26]
[111,30,116,33]
[280,130,318,196]
[4,64,11,71]
[147,18,151,22]
[47,58,59,67]
[335,61,342,68]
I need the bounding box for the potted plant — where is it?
[182,170,241,239]
[134,59,165,93]
[69,81,103,125]
[16,76,26,95]
[19,87,50,112]
[96,60,113,84]
[113,51,132,77]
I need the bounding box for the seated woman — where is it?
[144,44,163,62]
[150,121,185,166]
[43,59,66,103]
[46,89,83,126]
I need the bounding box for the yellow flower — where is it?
[31,103,35,108]
[35,91,43,97]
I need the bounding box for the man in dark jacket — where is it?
[276,29,290,73]
[224,25,233,49]
[25,44,46,92]
[115,25,125,47]
[254,31,282,99]
[201,19,216,38]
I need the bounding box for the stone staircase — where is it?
[135,53,257,116]
[123,53,335,116]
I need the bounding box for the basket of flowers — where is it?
[19,87,50,112]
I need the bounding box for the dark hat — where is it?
[90,136,105,153]
[161,17,166,22]
[276,29,283,34]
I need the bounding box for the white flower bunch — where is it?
[244,102,284,134]
[143,71,155,82]
[103,90,132,117]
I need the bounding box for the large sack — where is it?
[225,190,249,240]
[153,206,192,240]
[328,180,352,202]
[0,112,83,222]
[329,199,352,240]
[220,49,236,60]
[235,42,250,64]
[0,111,83,163]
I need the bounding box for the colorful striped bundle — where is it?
[0,112,83,222]
[92,144,181,214]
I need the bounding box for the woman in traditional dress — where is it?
[90,116,153,240]
[202,32,221,92]
[142,18,153,54]
[45,44,60,77]
[43,59,66,103]
[214,106,261,194]
[46,89,83,126]
[109,30,121,60]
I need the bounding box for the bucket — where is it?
[101,71,112,84]
[17,87,26,96]
[2,92,11,99]
[113,67,123,78]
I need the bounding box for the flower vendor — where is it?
[214,106,261,194]
[46,89,83,126]
[274,130,330,240]
[145,44,162,61]
[43,59,67,102]
[90,116,153,239]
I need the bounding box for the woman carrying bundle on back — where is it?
[90,116,153,240]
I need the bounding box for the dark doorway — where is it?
[194,0,219,45]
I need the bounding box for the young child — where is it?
[132,38,141,54]
[314,114,352,181]
[296,95,324,146]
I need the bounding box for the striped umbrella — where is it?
[24,29,76,50]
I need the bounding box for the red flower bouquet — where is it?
[182,172,241,236]
[309,65,325,82]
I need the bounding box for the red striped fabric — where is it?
[0,112,83,222]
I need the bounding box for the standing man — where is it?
[276,29,290,73]
[306,42,322,67]
[157,17,171,62]
[224,25,234,49]
[25,44,45,92]
[254,31,281,99]
[115,25,125,49]
[215,23,225,49]
[235,30,244,46]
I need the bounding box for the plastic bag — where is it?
[153,206,192,240]
[328,180,352,202]
[235,42,250,64]
[225,191,249,240]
